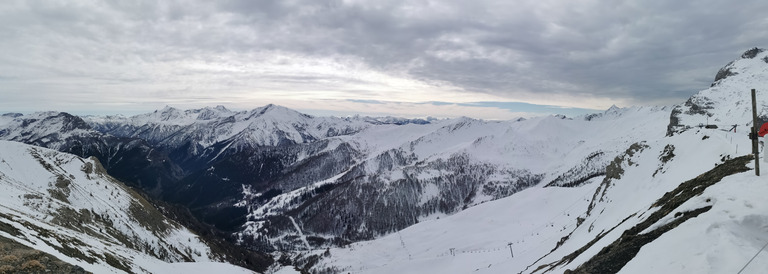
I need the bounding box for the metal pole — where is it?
[752,88,760,176]
[507,243,514,258]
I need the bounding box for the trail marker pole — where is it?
[507,243,514,258]
[752,88,760,176]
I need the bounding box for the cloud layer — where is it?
[1,0,767,119]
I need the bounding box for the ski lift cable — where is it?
[313,181,599,267]
[737,238,768,274]
[433,188,596,260]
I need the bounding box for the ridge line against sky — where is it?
[1,1,767,119]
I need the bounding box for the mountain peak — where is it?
[214,105,229,112]
[158,105,178,113]
[196,105,234,120]
[669,47,768,135]
[153,106,184,121]
[247,104,309,120]
[712,47,768,86]
[741,47,766,59]
[261,104,299,114]
[1,112,23,118]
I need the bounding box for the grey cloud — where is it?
[3,0,768,113]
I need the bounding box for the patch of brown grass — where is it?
[20,259,45,271]
[0,255,17,263]
[0,265,16,274]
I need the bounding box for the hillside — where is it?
[0,140,255,273]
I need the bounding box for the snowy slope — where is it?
[0,141,254,274]
[281,49,768,273]
[294,105,757,274]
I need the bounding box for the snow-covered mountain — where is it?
[0,97,673,260]
[279,48,768,273]
[0,140,258,273]
[76,99,670,255]
[236,106,670,251]
[85,104,372,151]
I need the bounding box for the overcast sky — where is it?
[1,0,767,119]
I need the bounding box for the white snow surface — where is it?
[0,141,254,274]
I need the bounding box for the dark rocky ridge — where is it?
[565,155,751,273]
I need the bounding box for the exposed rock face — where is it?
[741,47,765,59]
